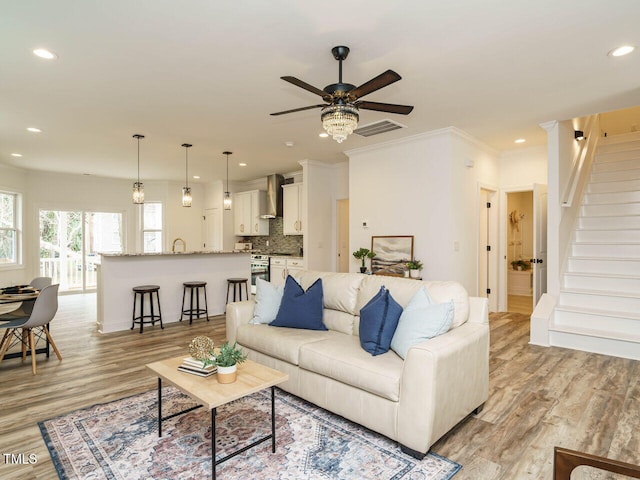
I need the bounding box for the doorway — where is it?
[506,191,534,314]
[39,210,123,292]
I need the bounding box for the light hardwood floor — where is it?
[0,295,638,479]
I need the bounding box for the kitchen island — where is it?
[97,251,250,333]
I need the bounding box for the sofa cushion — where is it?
[299,271,364,316]
[391,288,455,359]
[359,286,402,356]
[237,324,342,365]
[250,278,283,324]
[299,335,404,401]
[356,275,469,329]
[271,276,327,330]
[322,309,357,335]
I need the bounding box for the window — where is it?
[142,202,163,253]
[0,191,20,265]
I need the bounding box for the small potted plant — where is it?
[406,259,423,278]
[352,248,376,273]
[214,341,248,384]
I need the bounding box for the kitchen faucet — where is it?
[172,238,186,253]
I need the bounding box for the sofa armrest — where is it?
[468,296,489,325]
[397,318,490,454]
[225,300,255,344]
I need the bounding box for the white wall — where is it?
[347,128,498,294]
[301,160,349,271]
[0,166,208,286]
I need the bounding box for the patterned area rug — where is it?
[39,387,461,479]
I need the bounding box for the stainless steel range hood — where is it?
[261,174,284,218]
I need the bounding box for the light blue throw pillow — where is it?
[359,286,403,356]
[250,278,284,324]
[390,288,454,359]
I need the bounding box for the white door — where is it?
[533,183,548,306]
[478,190,489,298]
[204,208,221,251]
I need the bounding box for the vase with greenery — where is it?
[214,341,248,383]
[353,248,376,273]
[406,259,423,278]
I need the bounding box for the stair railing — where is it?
[554,446,640,479]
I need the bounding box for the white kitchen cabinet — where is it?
[282,183,304,235]
[269,256,305,286]
[233,190,269,236]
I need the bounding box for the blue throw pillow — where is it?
[391,288,454,359]
[270,276,327,330]
[250,278,284,324]
[359,286,403,356]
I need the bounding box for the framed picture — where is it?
[370,236,414,276]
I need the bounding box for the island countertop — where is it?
[97,251,250,333]
[99,250,251,257]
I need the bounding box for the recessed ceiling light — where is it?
[27,127,42,133]
[319,132,329,138]
[33,48,58,60]
[514,138,526,144]
[284,141,294,147]
[238,162,247,167]
[11,153,23,157]
[608,45,635,57]
[192,175,200,179]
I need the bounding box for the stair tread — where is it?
[560,287,640,299]
[564,271,640,279]
[554,304,640,320]
[572,241,640,245]
[549,324,640,343]
[568,255,640,261]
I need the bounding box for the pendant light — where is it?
[223,151,232,210]
[132,134,145,204]
[181,143,192,207]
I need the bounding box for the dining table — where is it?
[0,288,50,360]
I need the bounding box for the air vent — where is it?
[354,119,406,137]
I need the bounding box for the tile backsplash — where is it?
[244,217,303,255]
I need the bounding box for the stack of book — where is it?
[177,357,217,377]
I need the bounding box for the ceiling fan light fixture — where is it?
[321,104,359,143]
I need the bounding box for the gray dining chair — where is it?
[0,277,52,320]
[0,284,61,374]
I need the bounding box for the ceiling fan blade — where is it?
[270,104,326,116]
[356,101,414,115]
[349,70,402,99]
[281,76,329,98]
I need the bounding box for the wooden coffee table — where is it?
[146,356,288,480]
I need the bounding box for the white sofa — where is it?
[226,271,489,458]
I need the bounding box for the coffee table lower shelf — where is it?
[147,356,288,480]
[156,378,277,480]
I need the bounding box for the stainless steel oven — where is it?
[250,254,269,294]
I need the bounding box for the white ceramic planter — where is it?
[217,364,237,384]
[410,269,421,278]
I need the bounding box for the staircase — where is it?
[550,132,640,360]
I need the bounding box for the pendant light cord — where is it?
[137,136,140,183]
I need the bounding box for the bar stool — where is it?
[226,278,249,305]
[180,281,209,324]
[131,285,163,334]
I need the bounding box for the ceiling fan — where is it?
[271,46,414,143]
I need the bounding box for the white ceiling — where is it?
[2,0,640,184]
